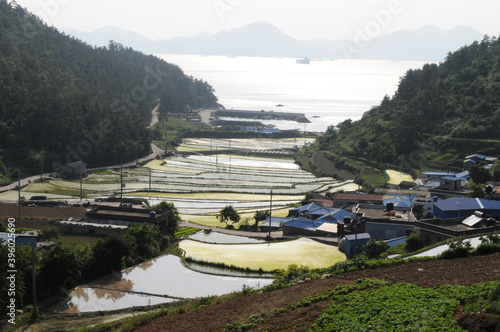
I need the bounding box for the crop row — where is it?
[311,280,500,332]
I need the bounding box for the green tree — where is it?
[467,182,487,198]
[469,163,492,184]
[491,160,500,181]
[217,205,241,227]
[405,232,423,252]
[87,233,136,279]
[0,243,32,310]
[253,210,270,230]
[37,225,61,241]
[38,242,89,297]
[151,201,180,235]
[127,224,160,259]
[362,239,390,259]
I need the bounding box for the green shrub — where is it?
[474,234,500,256]
[273,264,311,287]
[405,232,423,252]
[439,238,472,259]
[362,239,390,259]
[37,225,61,241]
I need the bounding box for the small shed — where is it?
[439,176,462,191]
[288,203,322,218]
[338,233,370,259]
[56,160,88,179]
[0,232,37,250]
[282,217,322,236]
[315,222,338,236]
[261,216,286,232]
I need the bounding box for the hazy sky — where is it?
[13,0,500,41]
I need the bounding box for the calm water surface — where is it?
[157,54,427,132]
[60,255,271,313]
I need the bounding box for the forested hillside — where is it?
[0,1,218,185]
[314,36,500,174]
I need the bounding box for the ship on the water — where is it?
[296,56,310,64]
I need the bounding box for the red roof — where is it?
[333,193,384,202]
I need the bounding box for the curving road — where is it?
[0,143,164,194]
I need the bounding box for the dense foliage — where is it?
[315,36,500,172]
[0,218,178,309]
[311,279,500,332]
[0,1,218,184]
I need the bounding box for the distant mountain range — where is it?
[62,21,485,62]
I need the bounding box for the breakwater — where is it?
[214,109,310,123]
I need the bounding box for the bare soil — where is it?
[136,253,500,332]
[0,204,87,229]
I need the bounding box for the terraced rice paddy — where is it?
[6,138,346,224]
[386,169,414,185]
[179,237,345,271]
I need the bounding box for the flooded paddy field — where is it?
[58,255,272,313]
[5,138,346,221]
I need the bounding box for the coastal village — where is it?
[2,107,500,320]
[3,137,499,258]
[1,1,500,329]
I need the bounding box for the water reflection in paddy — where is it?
[60,255,272,313]
[188,231,265,244]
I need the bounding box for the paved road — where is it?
[0,143,165,194]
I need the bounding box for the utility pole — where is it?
[17,170,22,222]
[30,239,38,320]
[229,138,231,179]
[79,172,83,202]
[268,190,273,239]
[149,167,152,192]
[120,163,124,206]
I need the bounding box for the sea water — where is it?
[156,54,428,132]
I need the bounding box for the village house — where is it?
[52,218,128,236]
[55,160,88,179]
[433,197,500,219]
[331,192,384,208]
[354,202,416,240]
[415,214,500,247]
[463,154,498,170]
[53,206,170,235]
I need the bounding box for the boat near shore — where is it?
[296,56,310,64]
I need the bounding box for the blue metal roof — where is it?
[263,217,288,227]
[315,209,355,223]
[331,209,355,220]
[297,203,322,213]
[455,171,470,179]
[315,214,339,223]
[283,217,323,230]
[442,176,460,181]
[434,197,500,211]
[385,236,407,247]
[305,206,336,216]
[424,181,441,188]
[423,171,455,176]
[0,232,37,249]
[383,196,412,207]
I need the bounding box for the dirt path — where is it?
[136,253,500,332]
[147,104,160,128]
